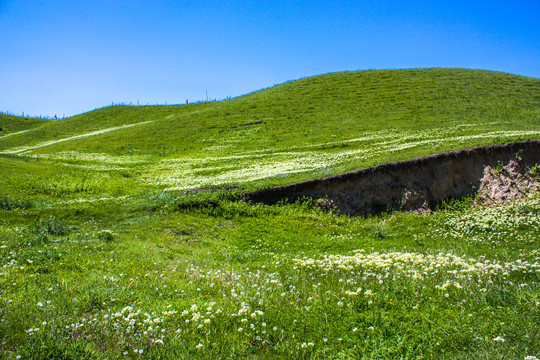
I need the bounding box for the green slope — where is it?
[0,114,53,136]
[1,69,539,359]
[1,68,539,194]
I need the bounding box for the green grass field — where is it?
[0,68,539,359]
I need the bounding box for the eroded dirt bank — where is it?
[244,140,540,215]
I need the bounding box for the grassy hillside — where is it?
[0,114,53,136]
[0,68,539,359]
[1,68,539,196]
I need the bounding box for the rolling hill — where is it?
[0,113,53,136]
[1,68,539,359]
[1,68,539,196]
[2,69,539,153]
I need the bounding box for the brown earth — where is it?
[243,140,540,216]
[475,156,539,206]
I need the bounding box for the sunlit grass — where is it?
[0,68,539,359]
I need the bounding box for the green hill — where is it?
[1,68,539,196]
[1,68,539,359]
[0,113,53,136]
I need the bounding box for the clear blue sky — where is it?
[1,0,539,117]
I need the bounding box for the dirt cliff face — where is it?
[244,140,540,216]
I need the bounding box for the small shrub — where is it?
[437,195,474,212]
[32,216,69,236]
[492,160,505,175]
[0,195,33,210]
[149,187,243,213]
[529,164,540,178]
[314,197,338,213]
[97,230,115,242]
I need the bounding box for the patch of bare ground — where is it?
[475,156,539,206]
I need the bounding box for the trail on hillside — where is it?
[0,129,31,138]
[0,121,154,155]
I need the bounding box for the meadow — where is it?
[0,68,539,359]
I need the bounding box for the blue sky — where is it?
[1,0,539,117]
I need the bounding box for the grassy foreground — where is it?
[0,68,539,359]
[0,193,539,359]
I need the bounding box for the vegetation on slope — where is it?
[1,68,539,196]
[0,114,53,136]
[0,68,539,359]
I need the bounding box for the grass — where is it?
[0,114,53,136]
[0,68,539,359]
[1,68,540,195]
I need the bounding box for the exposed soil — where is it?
[244,140,540,216]
[475,156,539,206]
